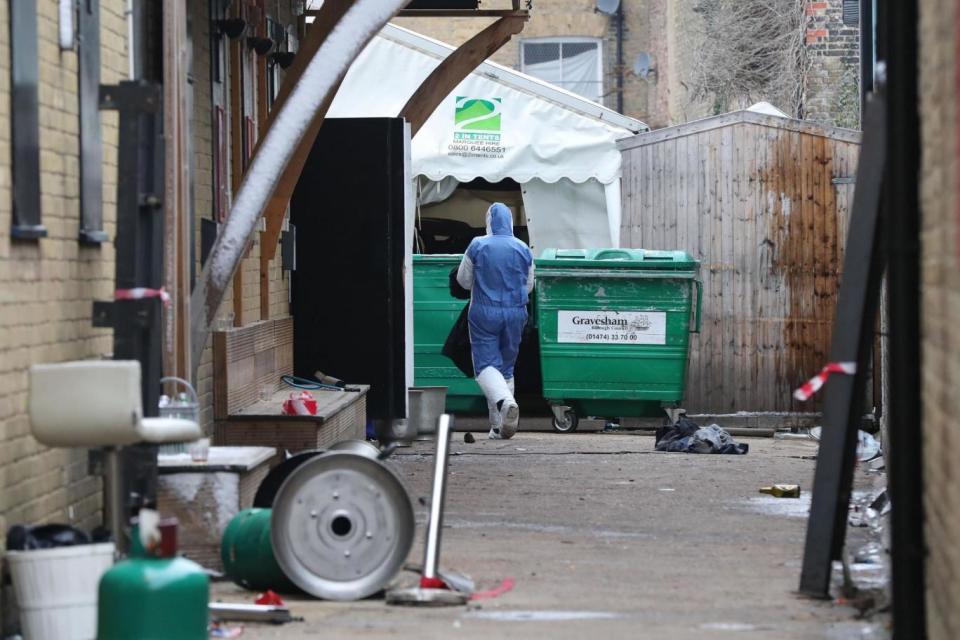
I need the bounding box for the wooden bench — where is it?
[212,317,368,465]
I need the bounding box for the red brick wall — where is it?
[804,0,861,128]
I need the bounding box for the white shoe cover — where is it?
[499,399,519,439]
[476,367,511,404]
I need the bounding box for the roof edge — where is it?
[616,110,861,150]
[382,23,648,134]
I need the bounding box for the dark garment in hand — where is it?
[442,305,474,378]
[448,265,471,300]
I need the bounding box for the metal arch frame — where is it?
[255,9,528,317]
[190,0,410,368]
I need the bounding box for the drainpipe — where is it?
[616,3,624,114]
[860,0,874,120]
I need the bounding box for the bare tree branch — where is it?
[689,0,808,117]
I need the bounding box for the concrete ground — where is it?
[212,423,886,639]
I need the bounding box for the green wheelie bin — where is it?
[534,248,701,432]
[412,254,486,413]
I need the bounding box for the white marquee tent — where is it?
[327,24,648,251]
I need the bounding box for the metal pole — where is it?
[422,414,452,581]
[103,449,126,550]
[881,0,926,634]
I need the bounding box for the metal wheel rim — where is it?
[270,451,414,600]
[328,439,381,460]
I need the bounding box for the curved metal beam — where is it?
[399,15,527,137]
[190,0,408,369]
[254,2,352,319]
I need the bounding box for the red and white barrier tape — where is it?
[793,362,857,401]
[469,577,516,601]
[115,287,171,307]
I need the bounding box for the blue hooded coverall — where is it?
[456,203,534,380]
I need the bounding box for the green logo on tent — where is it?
[454,97,501,133]
[449,97,505,159]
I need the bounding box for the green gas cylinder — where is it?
[97,524,209,640]
[221,508,298,593]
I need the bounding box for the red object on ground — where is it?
[419,576,448,589]
[470,577,516,601]
[254,590,285,606]
[282,391,317,416]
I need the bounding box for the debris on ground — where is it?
[848,487,890,528]
[809,427,882,462]
[759,484,801,498]
[254,590,284,606]
[209,622,244,638]
[469,577,516,601]
[464,432,475,444]
[655,417,748,454]
[209,603,294,624]
[837,470,891,622]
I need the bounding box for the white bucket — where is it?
[6,543,115,640]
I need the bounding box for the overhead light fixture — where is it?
[248,36,274,56]
[270,51,296,69]
[215,18,247,40]
[595,0,620,16]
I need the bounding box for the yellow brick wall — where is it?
[919,1,960,637]
[0,0,128,631]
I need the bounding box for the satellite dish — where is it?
[634,52,654,80]
[595,0,620,16]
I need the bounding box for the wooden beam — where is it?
[229,27,245,327]
[191,0,409,369]
[256,58,271,321]
[162,0,192,379]
[398,15,527,136]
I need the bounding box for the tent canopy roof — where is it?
[328,24,648,185]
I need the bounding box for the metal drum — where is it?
[270,451,414,601]
[221,508,298,593]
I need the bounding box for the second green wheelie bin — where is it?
[412,254,486,413]
[534,248,701,432]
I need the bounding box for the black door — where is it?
[291,118,408,421]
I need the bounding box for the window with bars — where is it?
[520,38,604,104]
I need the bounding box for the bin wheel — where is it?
[552,410,579,433]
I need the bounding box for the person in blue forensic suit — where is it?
[456,202,535,439]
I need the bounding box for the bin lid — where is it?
[535,248,698,270]
[413,253,464,265]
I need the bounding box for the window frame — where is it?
[519,36,605,104]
